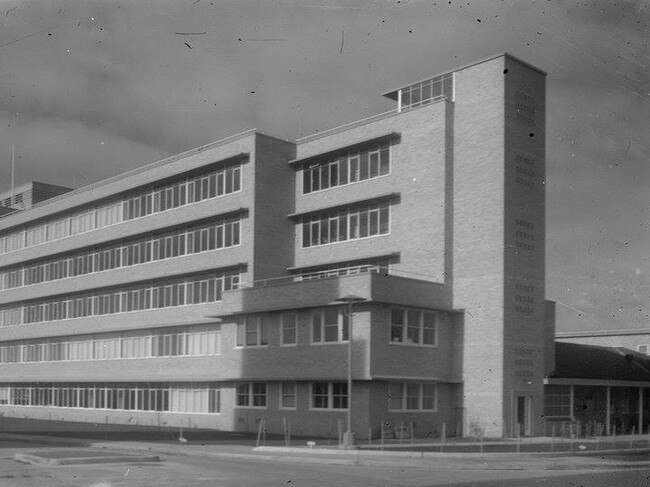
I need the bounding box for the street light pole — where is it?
[334,294,367,448]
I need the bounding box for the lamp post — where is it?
[334,294,367,448]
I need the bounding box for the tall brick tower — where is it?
[452,54,546,437]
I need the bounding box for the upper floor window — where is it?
[0,162,243,256]
[0,217,242,292]
[280,312,297,346]
[303,144,390,194]
[301,202,390,248]
[399,73,453,111]
[236,316,269,348]
[311,308,348,344]
[390,308,437,346]
[0,272,240,328]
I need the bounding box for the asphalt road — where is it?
[1,442,649,487]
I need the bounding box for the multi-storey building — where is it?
[0,53,553,439]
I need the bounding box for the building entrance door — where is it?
[516,396,532,437]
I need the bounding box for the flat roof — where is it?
[382,52,547,100]
[557,328,650,338]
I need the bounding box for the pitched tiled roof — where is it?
[551,342,650,382]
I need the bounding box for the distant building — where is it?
[0,53,579,439]
[557,329,650,355]
[545,342,650,435]
[0,181,73,212]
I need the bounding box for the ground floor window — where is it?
[311,381,348,410]
[0,382,220,414]
[235,382,267,408]
[280,382,297,409]
[543,384,571,419]
[388,382,436,411]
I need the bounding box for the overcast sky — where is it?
[0,0,647,332]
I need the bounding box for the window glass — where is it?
[312,382,328,409]
[281,313,297,345]
[281,383,296,409]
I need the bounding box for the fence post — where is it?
[550,422,555,453]
[283,417,288,447]
[256,419,264,447]
[441,422,446,453]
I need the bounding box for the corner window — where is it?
[311,308,348,344]
[236,316,269,347]
[390,308,437,346]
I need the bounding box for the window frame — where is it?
[301,143,392,195]
[310,381,348,410]
[300,203,391,249]
[388,382,437,412]
[389,307,438,347]
[280,312,298,347]
[279,382,297,410]
[310,308,348,345]
[235,382,267,409]
[235,316,269,348]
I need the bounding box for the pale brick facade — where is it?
[0,53,552,439]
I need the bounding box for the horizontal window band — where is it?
[286,252,400,273]
[0,208,250,272]
[288,192,400,219]
[288,132,400,167]
[3,265,246,308]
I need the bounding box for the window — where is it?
[301,203,389,248]
[0,272,240,327]
[311,382,348,410]
[0,217,243,291]
[236,382,267,408]
[543,385,571,419]
[4,382,220,414]
[303,144,391,194]
[388,382,436,411]
[236,317,269,347]
[0,163,243,257]
[311,308,348,344]
[281,313,297,346]
[399,73,453,111]
[639,345,648,355]
[390,308,437,346]
[280,382,297,409]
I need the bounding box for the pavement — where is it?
[2,430,650,471]
[0,434,650,470]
